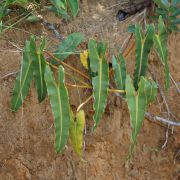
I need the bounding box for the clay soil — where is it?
[0,0,180,179]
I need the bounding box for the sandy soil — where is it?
[0,0,180,179]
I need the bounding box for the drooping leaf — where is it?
[68,0,79,17]
[30,36,47,102]
[11,41,33,111]
[52,33,84,64]
[112,52,126,95]
[44,66,71,153]
[154,16,170,90]
[69,110,85,157]
[88,39,109,130]
[126,75,157,158]
[133,24,154,90]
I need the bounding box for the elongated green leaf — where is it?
[144,78,158,105]
[30,36,47,102]
[126,75,157,158]
[133,25,154,90]
[50,0,66,9]
[154,16,170,90]
[88,39,109,130]
[68,0,79,17]
[11,41,33,112]
[112,52,126,94]
[48,5,70,19]
[69,110,85,157]
[44,66,71,153]
[52,33,84,64]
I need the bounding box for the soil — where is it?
[0,0,180,179]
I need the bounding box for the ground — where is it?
[0,0,180,179]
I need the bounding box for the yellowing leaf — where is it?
[69,110,85,157]
[80,50,89,69]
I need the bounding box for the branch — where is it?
[45,51,91,80]
[145,112,180,126]
[1,71,18,80]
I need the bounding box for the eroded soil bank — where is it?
[0,0,180,179]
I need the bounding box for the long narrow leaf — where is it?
[11,41,33,111]
[30,36,47,102]
[44,66,71,153]
[68,0,79,17]
[112,52,126,93]
[133,24,154,90]
[126,75,157,158]
[154,16,170,90]
[52,33,84,64]
[50,0,66,9]
[88,39,109,130]
[69,110,85,157]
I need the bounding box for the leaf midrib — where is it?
[14,57,32,109]
[94,58,102,121]
[56,81,63,150]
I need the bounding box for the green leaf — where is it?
[155,7,167,15]
[154,16,170,90]
[144,78,158,104]
[68,0,79,17]
[173,0,180,6]
[153,0,167,9]
[133,25,155,90]
[52,33,84,64]
[6,0,29,8]
[169,24,179,31]
[30,36,47,102]
[26,14,40,23]
[44,66,71,153]
[11,41,33,111]
[162,0,169,6]
[112,53,126,94]
[126,75,157,158]
[50,0,66,9]
[69,110,85,157]
[88,39,109,130]
[173,18,180,24]
[128,24,136,33]
[48,5,70,19]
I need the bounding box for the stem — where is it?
[66,83,92,89]
[45,51,90,80]
[65,83,125,93]
[123,39,136,58]
[77,95,93,112]
[2,12,31,32]
[145,112,180,126]
[46,62,90,86]
[109,89,125,93]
